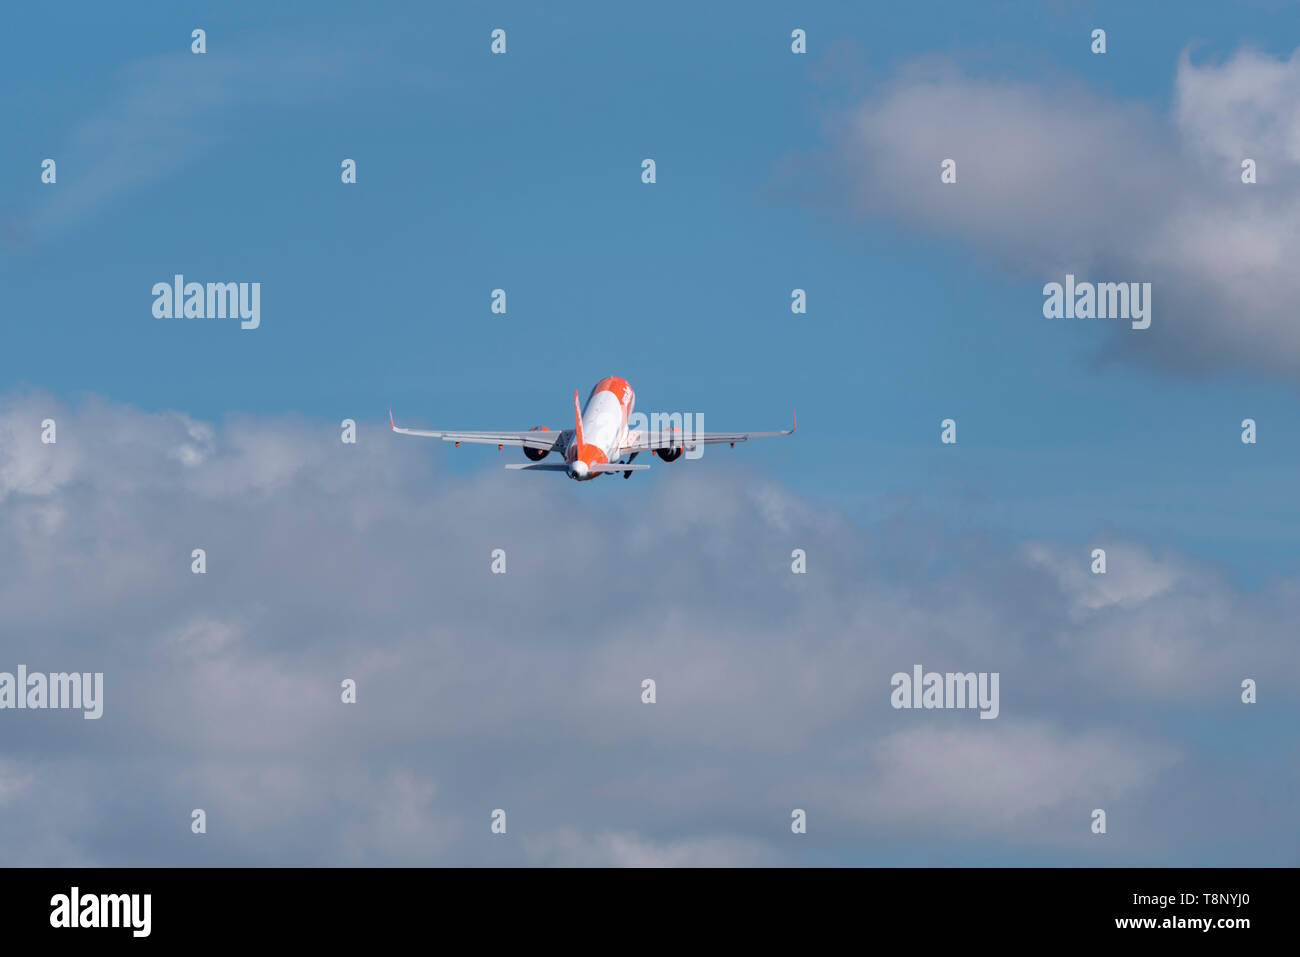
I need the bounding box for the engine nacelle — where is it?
[524,425,550,461]
[656,424,684,462]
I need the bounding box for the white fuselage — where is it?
[565,375,635,480]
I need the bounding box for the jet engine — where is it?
[524,425,551,461]
[655,424,684,462]
[657,443,683,462]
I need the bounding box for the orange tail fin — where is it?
[573,390,585,448]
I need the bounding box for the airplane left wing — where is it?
[390,409,568,452]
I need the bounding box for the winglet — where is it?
[792,408,797,433]
[573,390,585,448]
[389,407,396,431]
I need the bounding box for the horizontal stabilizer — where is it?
[504,463,569,471]
[590,463,650,473]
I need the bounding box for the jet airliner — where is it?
[390,375,794,481]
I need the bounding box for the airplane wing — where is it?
[390,409,568,452]
[620,411,796,454]
[502,462,651,472]
[590,463,650,472]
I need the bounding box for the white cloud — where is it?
[525,828,775,867]
[839,722,1178,841]
[0,392,1293,864]
[801,47,1300,377]
[0,760,34,806]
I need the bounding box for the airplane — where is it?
[390,375,794,481]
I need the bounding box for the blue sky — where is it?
[0,1,1296,866]
[5,1,1300,581]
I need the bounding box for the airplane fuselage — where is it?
[566,375,635,480]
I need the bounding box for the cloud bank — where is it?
[0,393,1294,865]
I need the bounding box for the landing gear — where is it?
[623,452,639,479]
